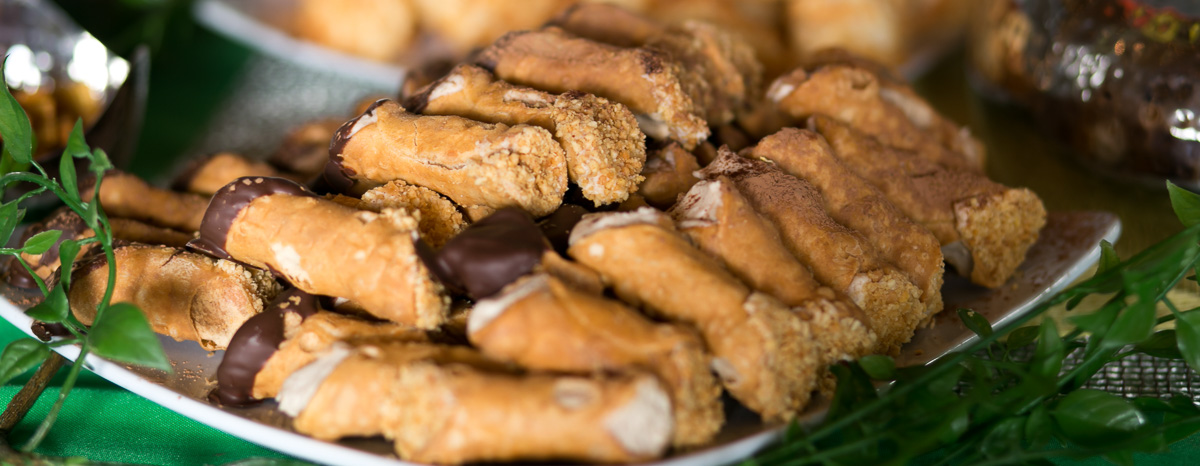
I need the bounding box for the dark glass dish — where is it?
[969,0,1199,187]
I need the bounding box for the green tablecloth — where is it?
[2,7,1199,466]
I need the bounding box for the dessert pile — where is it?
[6,4,1046,464]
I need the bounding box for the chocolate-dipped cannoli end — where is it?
[189,177,317,261]
[432,207,550,300]
[211,288,321,406]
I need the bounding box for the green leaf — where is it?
[89,148,112,173]
[0,200,24,247]
[88,302,171,371]
[63,119,90,159]
[1167,181,1200,227]
[1097,239,1120,276]
[858,355,895,380]
[60,146,79,202]
[826,363,878,422]
[57,239,81,288]
[0,57,34,166]
[21,230,61,255]
[1133,330,1182,359]
[83,199,99,228]
[1052,389,1147,448]
[1173,309,1200,374]
[0,338,50,385]
[1025,404,1054,446]
[1069,298,1123,339]
[1006,326,1040,351]
[1031,319,1064,379]
[1102,290,1157,349]
[935,404,969,443]
[958,308,993,338]
[26,282,69,324]
[980,417,1025,458]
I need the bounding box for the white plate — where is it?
[0,211,1120,466]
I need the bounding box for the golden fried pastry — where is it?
[291,0,417,62]
[811,115,1046,288]
[473,27,710,149]
[670,177,876,366]
[469,274,723,447]
[278,341,673,464]
[410,0,571,54]
[173,152,300,197]
[327,99,569,217]
[568,208,820,421]
[81,171,208,233]
[69,243,280,351]
[638,142,701,209]
[407,64,645,206]
[767,63,985,171]
[357,180,470,249]
[189,177,449,329]
[698,147,924,355]
[8,208,192,288]
[749,128,944,319]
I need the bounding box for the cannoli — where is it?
[68,243,280,350]
[669,178,876,364]
[406,64,646,206]
[8,207,192,288]
[698,148,925,355]
[639,142,701,209]
[422,207,603,299]
[468,273,723,447]
[538,203,590,255]
[749,128,945,319]
[188,177,449,329]
[766,64,985,172]
[80,171,208,233]
[568,208,820,421]
[326,99,569,217]
[268,119,343,180]
[553,4,762,126]
[291,0,416,62]
[472,27,711,149]
[811,115,1046,288]
[280,341,673,464]
[357,181,469,249]
[643,20,763,125]
[173,152,301,196]
[409,0,570,54]
[232,300,428,402]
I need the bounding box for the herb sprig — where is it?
[747,184,1200,465]
[0,58,169,455]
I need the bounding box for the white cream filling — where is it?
[635,114,670,140]
[428,74,465,102]
[604,378,673,457]
[674,180,723,230]
[468,275,548,334]
[942,241,974,277]
[878,87,933,128]
[276,343,354,417]
[569,207,665,246]
[767,82,795,103]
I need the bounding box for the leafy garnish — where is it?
[0,57,170,455]
[745,183,1200,465]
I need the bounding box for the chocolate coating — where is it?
[538,204,590,256]
[187,177,315,260]
[431,207,549,300]
[210,288,321,406]
[324,99,388,195]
